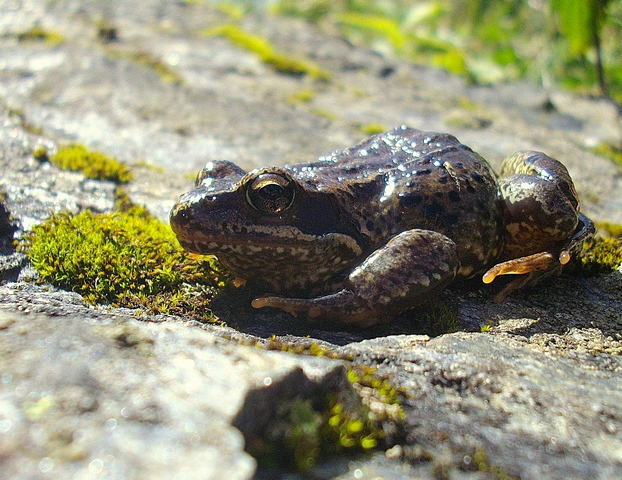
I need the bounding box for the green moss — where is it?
[16,26,65,46]
[114,187,135,213]
[456,97,480,111]
[335,10,467,77]
[359,123,387,135]
[19,207,228,320]
[591,142,622,171]
[251,364,405,472]
[106,49,184,85]
[134,160,166,174]
[416,300,460,337]
[595,221,622,238]
[269,0,622,97]
[248,335,353,360]
[265,398,324,471]
[184,0,248,19]
[347,364,406,415]
[215,2,248,20]
[184,171,199,182]
[270,0,332,22]
[472,447,516,480]
[324,395,380,451]
[7,108,44,135]
[338,12,408,52]
[314,364,405,464]
[241,338,406,473]
[32,146,49,162]
[285,89,316,105]
[576,236,622,275]
[95,20,119,44]
[203,24,330,80]
[311,107,338,121]
[51,144,133,183]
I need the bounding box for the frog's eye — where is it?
[195,168,209,186]
[246,173,296,214]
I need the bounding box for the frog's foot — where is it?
[483,213,595,302]
[482,252,560,302]
[252,229,459,327]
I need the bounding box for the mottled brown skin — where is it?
[170,126,594,327]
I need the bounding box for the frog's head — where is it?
[170,161,363,290]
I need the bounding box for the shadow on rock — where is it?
[209,285,468,345]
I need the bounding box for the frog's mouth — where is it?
[177,232,313,254]
[175,228,363,260]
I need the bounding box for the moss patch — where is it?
[7,108,44,135]
[250,363,405,472]
[134,160,166,174]
[204,24,330,80]
[106,49,184,85]
[20,206,227,320]
[471,446,516,480]
[311,107,338,121]
[359,123,387,135]
[48,144,133,183]
[591,142,622,171]
[346,364,406,425]
[251,335,352,360]
[285,89,316,105]
[595,221,622,238]
[576,236,622,275]
[238,336,406,473]
[16,26,65,46]
[416,299,460,337]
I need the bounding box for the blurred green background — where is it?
[224,0,622,104]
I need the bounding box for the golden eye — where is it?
[246,173,296,214]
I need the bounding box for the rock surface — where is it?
[1,1,622,479]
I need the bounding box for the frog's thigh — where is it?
[253,229,459,327]
[346,229,459,308]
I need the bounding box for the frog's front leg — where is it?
[484,151,595,301]
[251,229,459,327]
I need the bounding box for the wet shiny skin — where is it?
[170,126,594,327]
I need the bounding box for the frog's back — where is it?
[290,126,505,277]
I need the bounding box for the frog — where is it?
[170,126,594,327]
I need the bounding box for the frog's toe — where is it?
[490,271,545,303]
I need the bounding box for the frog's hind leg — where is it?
[252,229,459,327]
